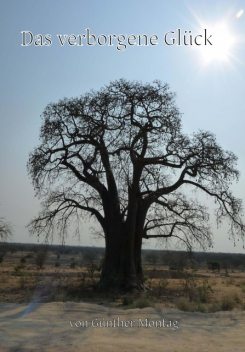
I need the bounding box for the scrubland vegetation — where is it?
[0,243,245,313]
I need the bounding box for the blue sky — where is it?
[0,0,245,252]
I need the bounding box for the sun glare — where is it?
[236,9,244,19]
[199,21,236,65]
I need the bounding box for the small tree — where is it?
[28,79,244,290]
[0,218,12,242]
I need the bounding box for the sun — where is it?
[199,21,236,65]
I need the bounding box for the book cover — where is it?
[0,1,245,351]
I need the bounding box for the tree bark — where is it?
[99,225,144,291]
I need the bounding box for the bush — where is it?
[14,264,25,274]
[197,280,213,303]
[35,251,46,269]
[220,296,236,311]
[70,259,76,268]
[182,273,197,301]
[132,297,152,308]
[122,295,152,308]
[210,293,241,312]
[19,276,27,289]
[239,281,245,293]
[176,297,196,311]
[87,262,97,279]
[196,303,207,313]
[182,274,213,304]
[177,298,208,312]
[156,279,169,296]
[122,295,134,306]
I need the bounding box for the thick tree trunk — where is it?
[99,192,146,291]
[99,227,144,291]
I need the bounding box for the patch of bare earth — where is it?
[0,302,245,352]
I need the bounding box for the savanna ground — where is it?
[1,245,245,312]
[0,244,245,351]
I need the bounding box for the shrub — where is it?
[239,281,245,293]
[132,297,152,308]
[220,296,236,311]
[182,273,198,301]
[80,272,87,287]
[197,280,213,303]
[176,298,208,312]
[35,251,46,269]
[14,264,25,274]
[122,295,152,308]
[225,278,235,286]
[19,276,27,289]
[70,259,76,268]
[87,263,97,279]
[122,295,134,306]
[155,279,169,297]
[196,303,207,313]
[215,293,242,311]
[176,297,196,311]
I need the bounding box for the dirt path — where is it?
[0,302,244,351]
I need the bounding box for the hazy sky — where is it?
[1,0,245,252]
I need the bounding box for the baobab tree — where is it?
[28,79,244,290]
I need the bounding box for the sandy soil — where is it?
[0,302,244,352]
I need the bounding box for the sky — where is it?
[0,0,245,252]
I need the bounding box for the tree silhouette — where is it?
[28,79,244,290]
[0,218,12,241]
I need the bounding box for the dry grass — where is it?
[0,250,245,312]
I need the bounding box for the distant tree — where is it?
[0,218,12,242]
[28,79,244,290]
